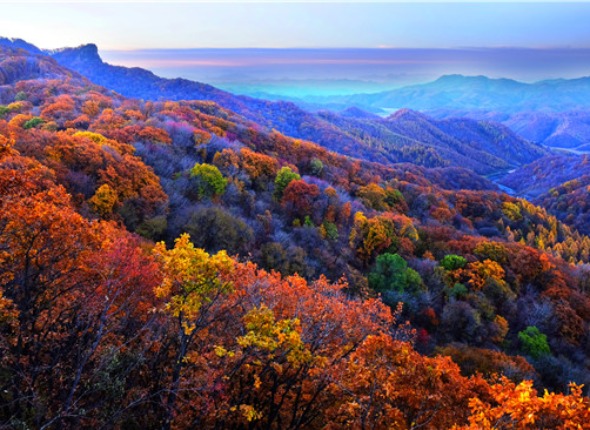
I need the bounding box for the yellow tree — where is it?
[89,183,119,218]
[214,305,316,427]
[153,233,234,429]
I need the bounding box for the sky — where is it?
[2,2,590,50]
[98,47,590,97]
[3,2,590,96]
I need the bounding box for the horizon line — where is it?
[102,46,590,51]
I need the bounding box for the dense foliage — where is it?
[503,154,590,236]
[1,45,590,428]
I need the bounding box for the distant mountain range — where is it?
[0,37,546,175]
[328,74,590,113]
[298,74,590,151]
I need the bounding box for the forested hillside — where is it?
[1,45,590,428]
[502,154,590,236]
[45,43,547,175]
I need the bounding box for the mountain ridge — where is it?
[0,38,549,174]
[47,42,547,174]
[306,74,590,150]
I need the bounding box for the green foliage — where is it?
[440,254,468,271]
[483,277,516,306]
[258,242,288,273]
[518,326,551,359]
[258,242,308,277]
[322,221,339,241]
[449,283,468,300]
[14,91,27,101]
[368,253,423,293]
[384,187,405,208]
[190,163,227,199]
[473,242,508,263]
[22,117,44,129]
[183,207,254,255]
[309,158,324,176]
[135,215,168,241]
[274,166,300,199]
[0,105,8,117]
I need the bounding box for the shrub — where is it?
[440,254,468,271]
[274,166,300,199]
[22,117,44,129]
[368,253,423,293]
[518,326,551,359]
[190,163,227,199]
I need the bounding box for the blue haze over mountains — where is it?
[101,47,590,98]
[100,45,590,152]
[309,75,590,151]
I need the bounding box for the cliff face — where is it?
[51,44,103,68]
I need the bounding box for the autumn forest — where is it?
[1,29,590,430]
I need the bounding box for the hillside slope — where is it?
[0,43,590,406]
[44,43,547,174]
[315,108,546,173]
[502,154,590,235]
